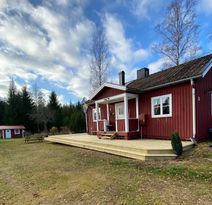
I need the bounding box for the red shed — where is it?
[86,54,212,141]
[0,125,25,139]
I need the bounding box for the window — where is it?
[92,108,101,121]
[151,94,172,118]
[14,129,20,134]
[115,102,125,119]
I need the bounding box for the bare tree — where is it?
[154,0,199,66]
[89,26,109,94]
[31,84,53,133]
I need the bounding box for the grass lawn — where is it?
[0,139,211,205]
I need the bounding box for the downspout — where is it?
[190,79,196,141]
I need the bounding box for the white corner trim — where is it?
[90,83,126,100]
[202,59,212,78]
[191,79,196,139]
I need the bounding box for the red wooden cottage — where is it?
[86,54,212,141]
[0,125,25,139]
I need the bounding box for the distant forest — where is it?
[0,80,86,134]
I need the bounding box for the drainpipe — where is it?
[190,79,196,141]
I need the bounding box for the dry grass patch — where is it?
[0,139,211,205]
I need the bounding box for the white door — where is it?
[5,130,11,139]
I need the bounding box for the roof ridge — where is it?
[148,53,212,79]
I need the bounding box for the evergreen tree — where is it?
[69,102,86,133]
[48,91,62,129]
[0,100,7,124]
[20,86,35,132]
[5,79,22,124]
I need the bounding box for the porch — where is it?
[45,133,194,161]
[90,93,141,139]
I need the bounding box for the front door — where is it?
[109,104,116,131]
[5,130,11,139]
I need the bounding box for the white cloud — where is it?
[147,57,170,74]
[200,0,212,14]
[104,13,149,81]
[0,0,93,99]
[115,0,163,20]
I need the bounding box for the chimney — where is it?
[119,71,125,85]
[137,67,149,79]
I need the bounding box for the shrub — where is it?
[50,126,58,135]
[171,132,183,156]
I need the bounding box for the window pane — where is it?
[154,105,161,115]
[153,98,161,115]
[153,98,160,106]
[163,106,170,114]
[162,96,170,114]
[162,96,169,106]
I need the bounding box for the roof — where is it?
[127,54,212,92]
[0,125,25,130]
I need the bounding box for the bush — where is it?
[50,126,58,135]
[171,132,183,156]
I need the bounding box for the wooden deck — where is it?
[45,133,194,161]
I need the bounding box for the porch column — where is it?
[95,102,99,132]
[136,96,139,118]
[124,93,129,132]
[106,103,109,121]
[136,95,139,131]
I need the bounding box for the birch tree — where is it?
[154,0,199,66]
[90,26,109,93]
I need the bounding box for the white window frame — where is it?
[92,108,101,122]
[115,102,125,120]
[151,94,172,118]
[14,129,20,135]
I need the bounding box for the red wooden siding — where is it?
[117,119,125,131]
[128,99,136,118]
[98,121,104,131]
[195,69,212,140]
[87,104,97,133]
[129,119,138,131]
[0,129,24,139]
[93,87,124,100]
[140,83,193,140]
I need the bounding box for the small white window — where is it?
[115,102,125,119]
[151,94,172,118]
[14,129,20,134]
[92,108,101,122]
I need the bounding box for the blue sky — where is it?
[0,0,211,104]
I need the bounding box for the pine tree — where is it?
[48,91,62,129]
[5,79,22,124]
[0,100,7,125]
[20,86,35,132]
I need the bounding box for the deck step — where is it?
[46,137,177,161]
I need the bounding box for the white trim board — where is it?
[202,59,212,78]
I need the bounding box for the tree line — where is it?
[0,80,86,134]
